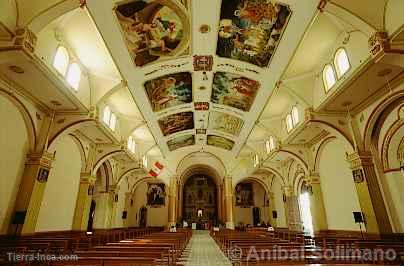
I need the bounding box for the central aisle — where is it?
[180,230,232,266]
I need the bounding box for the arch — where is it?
[0,88,36,151]
[131,176,165,193]
[314,136,337,172]
[278,149,309,171]
[48,119,94,147]
[93,149,126,174]
[27,0,80,33]
[381,119,404,170]
[235,177,269,195]
[309,120,355,149]
[176,151,227,182]
[68,133,87,172]
[179,164,222,186]
[364,91,404,150]
[256,167,286,187]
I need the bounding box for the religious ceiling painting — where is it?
[167,134,195,151]
[211,72,260,111]
[208,111,244,136]
[115,0,189,67]
[158,111,194,136]
[217,0,291,67]
[144,72,192,112]
[207,135,235,151]
[147,183,166,207]
[235,182,254,207]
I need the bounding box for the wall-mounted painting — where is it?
[147,183,166,207]
[217,0,291,67]
[207,135,235,151]
[115,0,189,66]
[209,111,244,136]
[145,72,192,112]
[211,72,260,111]
[158,111,194,136]
[235,182,254,207]
[167,134,195,151]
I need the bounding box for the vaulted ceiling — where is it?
[2,0,403,181]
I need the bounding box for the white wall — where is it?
[272,177,287,228]
[132,181,168,227]
[36,135,81,232]
[319,138,361,231]
[234,182,268,226]
[0,96,29,234]
[385,171,404,232]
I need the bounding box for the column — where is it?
[9,152,54,235]
[224,176,234,229]
[283,186,303,231]
[268,192,277,227]
[346,151,392,234]
[306,173,328,232]
[108,185,119,229]
[72,174,96,231]
[168,176,177,227]
[93,192,113,229]
[176,181,183,221]
[123,192,133,227]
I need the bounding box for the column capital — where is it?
[368,31,390,59]
[305,171,321,185]
[282,185,293,196]
[26,151,54,168]
[80,173,96,184]
[346,151,374,169]
[13,27,37,54]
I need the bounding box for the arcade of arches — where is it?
[1,0,404,241]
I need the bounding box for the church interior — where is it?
[0,0,404,265]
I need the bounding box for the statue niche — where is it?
[183,175,217,228]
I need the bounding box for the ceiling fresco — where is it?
[208,111,244,136]
[207,135,235,151]
[167,134,195,151]
[211,72,260,112]
[217,0,291,67]
[144,72,192,112]
[158,111,194,136]
[115,0,189,66]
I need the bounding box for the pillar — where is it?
[283,186,302,231]
[346,151,392,234]
[72,173,96,231]
[224,176,234,229]
[123,192,133,227]
[306,173,328,232]
[9,152,54,235]
[176,181,183,221]
[168,176,177,227]
[267,192,277,227]
[108,185,119,228]
[93,192,114,229]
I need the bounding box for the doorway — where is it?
[87,200,96,232]
[139,206,147,228]
[253,207,261,225]
[299,192,314,235]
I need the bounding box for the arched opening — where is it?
[299,181,314,235]
[182,175,217,229]
[87,200,96,232]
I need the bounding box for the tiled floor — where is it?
[178,230,232,266]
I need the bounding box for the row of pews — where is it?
[0,227,192,265]
[211,227,404,265]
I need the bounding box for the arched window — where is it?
[334,48,350,78]
[266,136,276,154]
[323,64,336,92]
[291,106,299,126]
[103,106,111,125]
[127,136,136,153]
[66,63,81,90]
[253,154,259,167]
[286,114,293,132]
[53,46,69,76]
[142,155,148,168]
[109,113,117,131]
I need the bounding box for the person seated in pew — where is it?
[169,225,177,232]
